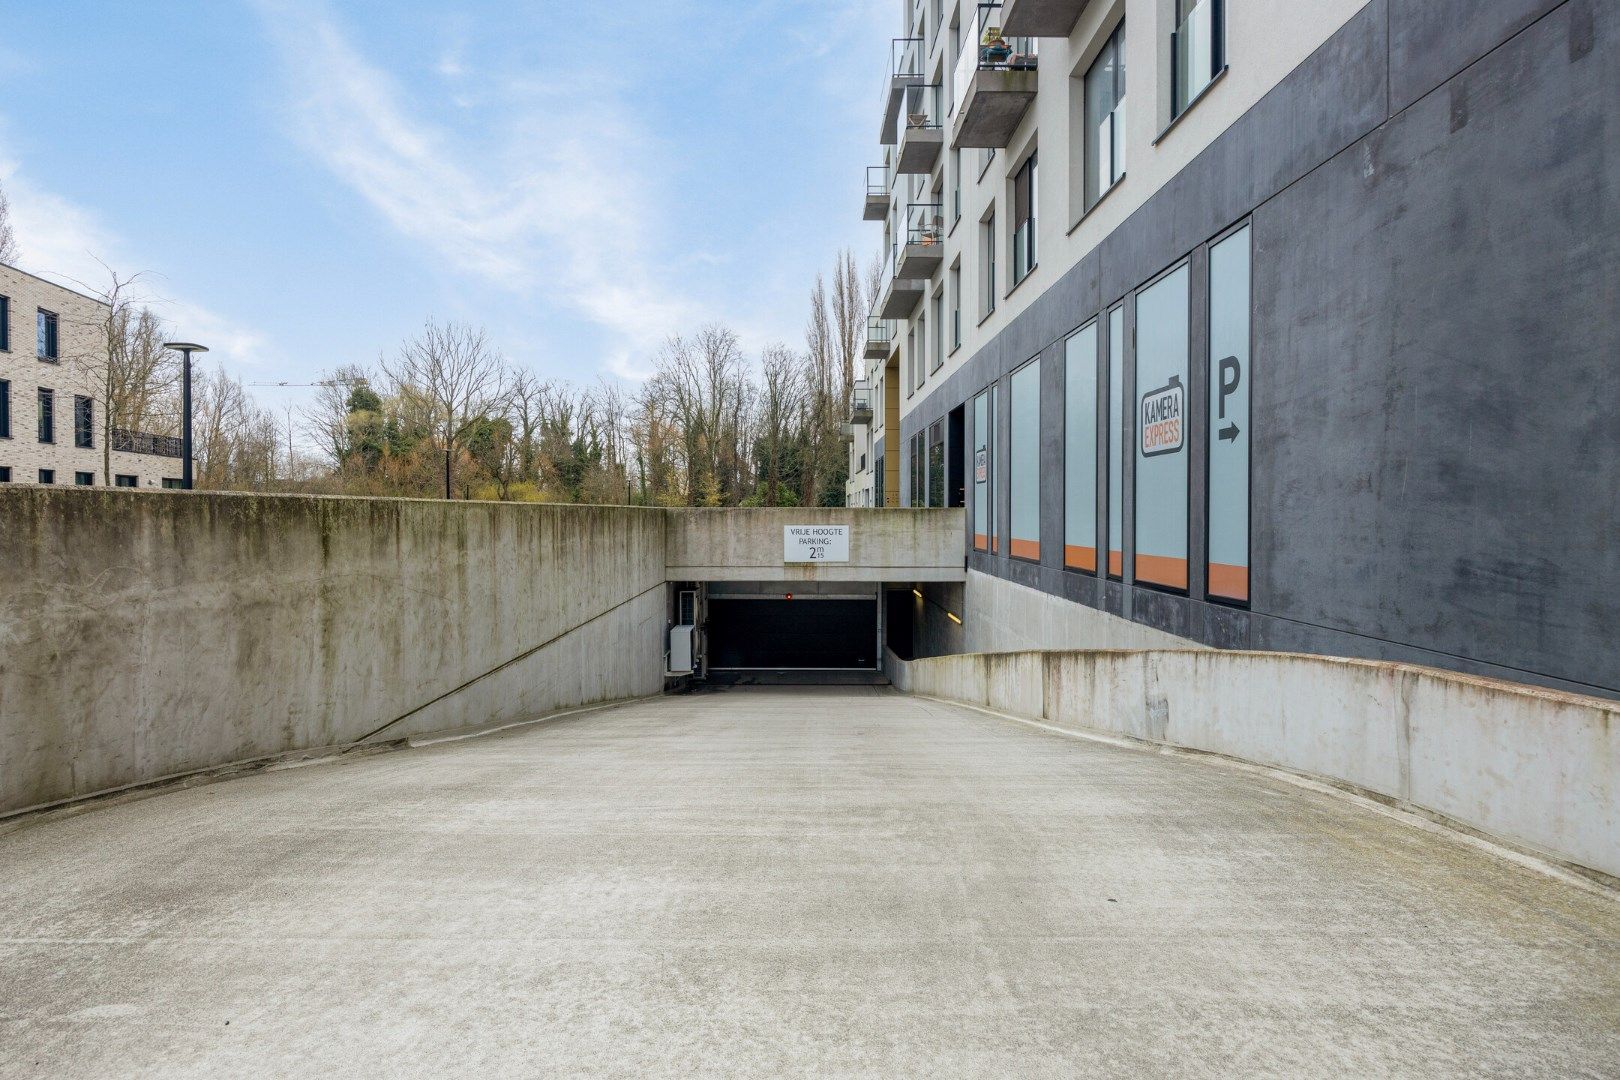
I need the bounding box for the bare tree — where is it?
[192,365,284,491]
[382,320,509,498]
[757,344,804,507]
[0,183,18,265]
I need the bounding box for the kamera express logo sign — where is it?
[1140,375,1184,457]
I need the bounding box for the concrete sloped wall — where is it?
[0,489,669,815]
[889,649,1620,884]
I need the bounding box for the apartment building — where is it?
[852,0,1620,698]
[0,263,186,489]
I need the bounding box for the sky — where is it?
[0,0,886,434]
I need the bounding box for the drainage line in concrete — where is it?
[350,580,666,747]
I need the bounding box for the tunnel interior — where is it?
[683,581,884,674]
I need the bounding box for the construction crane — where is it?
[247,378,366,388]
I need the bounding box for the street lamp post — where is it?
[162,342,208,490]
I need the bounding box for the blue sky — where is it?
[0,0,884,428]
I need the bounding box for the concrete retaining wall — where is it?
[890,648,1620,884]
[0,489,670,815]
[665,507,965,582]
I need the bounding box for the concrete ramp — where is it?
[2,688,1616,1077]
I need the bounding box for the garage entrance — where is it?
[707,592,878,670]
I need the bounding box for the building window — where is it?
[928,419,945,508]
[1064,321,1100,572]
[0,378,9,438]
[949,264,962,350]
[917,311,929,388]
[1106,304,1125,577]
[74,395,94,448]
[1009,359,1040,561]
[37,310,58,361]
[75,471,94,486]
[38,468,54,484]
[910,432,925,506]
[1172,0,1224,119]
[1134,263,1191,591]
[905,326,916,398]
[950,148,962,225]
[980,214,997,317]
[972,387,993,552]
[36,387,53,444]
[0,466,10,482]
[1084,22,1127,211]
[115,474,137,487]
[0,295,10,351]
[1207,224,1251,603]
[930,291,944,372]
[1012,152,1037,285]
[162,477,183,489]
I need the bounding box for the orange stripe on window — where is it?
[1135,554,1188,590]
[1010,538,1040,561]
[973,533,988,551]
[1208,562,1249,601]
[1064,544,1097,571]
[1108,550,1123,576]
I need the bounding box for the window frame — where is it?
[36,309,59,362]
[1062,318,1102,575]
[115,473,138,488]
[36,386,54,444]
[971,385,994,553]
[1082,22,1128,214]
[1011,151,1038,286]
[1131,258,1193,595]
[1008,356,1042,563]
[1105,303,1126,579]
[73,394,94,449]
[0,294,10,352]
[0,378,10,439]
[979,213,997,321]
[1169,0,1226,125]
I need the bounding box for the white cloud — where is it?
[0,138,269,370]
[254,0,701,380]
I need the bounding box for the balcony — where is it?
[877,249,927,319]
[864,166,890,221]
[895,84,943,174]
[879,37,924,145]
[112,428,184,459]
[894,202,945,280]
[951,4,1039,149]
[849,382,874,426]
[864,317,894,360]
[999,0,1095,37]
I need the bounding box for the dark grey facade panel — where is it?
[1255,0,1618,693]
[1387,0,1568,112]
[896,0,1617,698]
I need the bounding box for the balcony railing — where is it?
[891,35,924,82]
[901,82,942,133]
[906,202,946,247]
[849,382,874,425]
[865,317,894,358]
[866,165,890,198]
[112,428,184,459]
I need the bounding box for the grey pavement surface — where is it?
[1,687,1617,1078]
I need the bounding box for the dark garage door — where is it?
[708,598,877,669]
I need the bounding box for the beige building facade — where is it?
[0,263,185,490]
